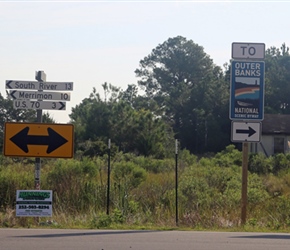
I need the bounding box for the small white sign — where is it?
[10,90,71,101]
[13,100,66,110]
[6,80,73,91]
[232,42,265,60]
[16,190,53,217]
[231,121,261,142]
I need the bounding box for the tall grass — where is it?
[1,147,290,231]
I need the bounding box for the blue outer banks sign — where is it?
[230,61,265,120]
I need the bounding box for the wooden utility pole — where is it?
[241,142,249,225]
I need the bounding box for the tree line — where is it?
[1,36,290,157]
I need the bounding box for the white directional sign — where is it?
[13,100,66,110]
[6,80,73,91]
[231,121,261,142]
[232,43,265,60]
[9,90,71,101]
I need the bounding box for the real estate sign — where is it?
[16,190,52,217]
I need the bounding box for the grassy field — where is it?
[1,145,290,232]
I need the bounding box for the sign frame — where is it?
[229,60,265,121]
[4,122,74,158]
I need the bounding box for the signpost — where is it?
[5,71,74,220]
[230,42,265,225]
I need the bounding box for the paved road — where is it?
[1,229,290,250]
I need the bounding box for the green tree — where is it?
[265,43,290,114]
[70,85,173,158]
[135,36,229,153]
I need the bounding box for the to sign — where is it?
[232,43,265,60]
[229,61,265,120]
[231,121,261,142]
[4,122,74,158]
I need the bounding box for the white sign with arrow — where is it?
[9,90,71,101]
[13,100,66,110]
[231,121,261,142]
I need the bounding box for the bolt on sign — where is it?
[4,122,74,158]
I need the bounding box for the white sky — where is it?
[1,0,289,123]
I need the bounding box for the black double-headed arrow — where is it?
[236,126,256,137]
[10,127,68,153]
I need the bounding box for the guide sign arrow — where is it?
[231,121,261,142]
[236,127,256,137]
[10,127,68,154]
[4,122,74,158]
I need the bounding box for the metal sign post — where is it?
[35,71,46,190]
[175,139,179,227]
[106,139,111,215]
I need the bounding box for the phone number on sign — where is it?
[18,205,50,209]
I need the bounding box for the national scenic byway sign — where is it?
[229,60,265,120]
[231,121,261,142]
[4,122,74,158]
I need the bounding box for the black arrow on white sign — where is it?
[236,126,256,137]
[10,127,68,153]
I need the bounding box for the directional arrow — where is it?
[236,126,256,137]
[9,126,68,153]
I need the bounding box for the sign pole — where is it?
[34,71,46,190]
[241,142,249,225]
[175,139,178,227]
[106,139,111,215]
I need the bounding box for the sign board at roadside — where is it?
[16,190,52,217]
[4,122,74,158]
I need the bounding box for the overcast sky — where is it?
[1,0,289,123]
